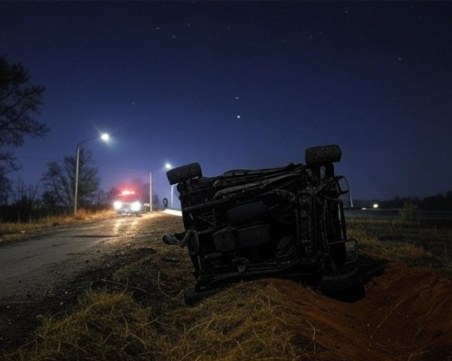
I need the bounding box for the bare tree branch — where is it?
[0,55,48,183]
[42,149,100,208]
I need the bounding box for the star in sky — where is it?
[0,1,451,202]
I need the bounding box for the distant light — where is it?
[373,203,379,209]
[121,190,135,196]
[131,201,142,212]
[165,162,173,170]
[237,115,241,119]
[100,133,110,142]
[113,200,122,210]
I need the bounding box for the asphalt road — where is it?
[0,213,150,302]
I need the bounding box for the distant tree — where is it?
[41,149,100,208]
[94,189,107,207]
[0,56,48,205]
[400,201,419,222]
[106,187,119,203]
[0,175,11,205]
[11,178,40,222]
[0,55,48,189]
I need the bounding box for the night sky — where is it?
[1,1,452,204]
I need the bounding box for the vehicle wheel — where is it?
[305,145,342,166]
[320,267,365,302]
[167,162,202,185]
[162,198,168,208]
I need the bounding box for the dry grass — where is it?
[3,215,452,361]
[0,209,116,242]
[348,218,452,275]
[351,229,433,261]
[2,282,309,361]
[159,281,306,361]
[2,290,161,361]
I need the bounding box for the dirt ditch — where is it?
[270,262,452,361]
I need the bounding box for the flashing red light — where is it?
[120,189,135,196]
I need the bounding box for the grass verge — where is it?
[348,218,452,276]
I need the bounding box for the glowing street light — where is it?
[73,132,110,216]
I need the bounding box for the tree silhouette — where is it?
[0,55,48,201]
[42,149,100,208]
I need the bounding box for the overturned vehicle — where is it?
[163,145,359,304]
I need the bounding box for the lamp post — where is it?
[73,133,110,216]
[165,162,174,208]
[149,171,153,212]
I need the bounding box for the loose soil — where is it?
[269,262,452,361]
[1,213,451,360]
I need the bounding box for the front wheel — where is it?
[320,266,365,302]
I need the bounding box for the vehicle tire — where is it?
[167,162,202,185]
[320,267,365,302]
[305,145,342,166]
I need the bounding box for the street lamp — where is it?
[73,133,110,216]
[149,171,153,212]
[165,162,174,208]
[149,163,174,212]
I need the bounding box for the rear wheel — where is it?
[305,145,342,166]
[320,267,365,302]
[167,162,202,185]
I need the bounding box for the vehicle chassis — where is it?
[163,145,358,303]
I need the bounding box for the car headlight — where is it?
[131,201,142,212]
[113,200,122,210]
